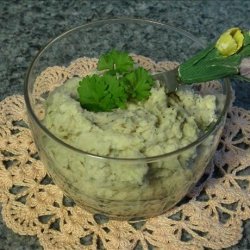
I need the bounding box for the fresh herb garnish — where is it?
[125,67,154,101]
[78,74,127,112]
[97,49,134,73]
[77,50,155,112]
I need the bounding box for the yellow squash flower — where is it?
[215,27,244,56]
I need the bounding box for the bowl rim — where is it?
[24,17,232,163]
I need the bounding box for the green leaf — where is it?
[97,49,134,73]
[78,75,107,105]
[243,31,250,46]
[196,47,220,62]
[238,44,250,58]
[103,73,127,109]
[179,64,239,84]
[77,74,127,112]
[125,67,154,101]
[77,50,156,112]
[183,53,242,70]
[180,45,215,69]
[77,75,108,112]
[235,75,250,82]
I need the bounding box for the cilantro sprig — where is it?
[77,50,154,112]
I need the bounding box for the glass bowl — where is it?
[24,18,232,220]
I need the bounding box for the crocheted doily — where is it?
[0,56,250,249]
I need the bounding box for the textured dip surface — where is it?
[43,77,217,158]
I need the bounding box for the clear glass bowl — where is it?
[24,18,232,220]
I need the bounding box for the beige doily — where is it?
[0,56,250,249]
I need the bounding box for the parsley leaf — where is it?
[125,67,154,101]
[97,49,134,73]
[77,73,127,112]
[78,50,155,112]
[77,75,108,112]
[102,73,127,109]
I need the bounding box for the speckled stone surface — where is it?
[0,0,250,249]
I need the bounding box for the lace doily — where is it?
[0,56,250,249]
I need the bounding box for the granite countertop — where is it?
[0,0,250,249]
